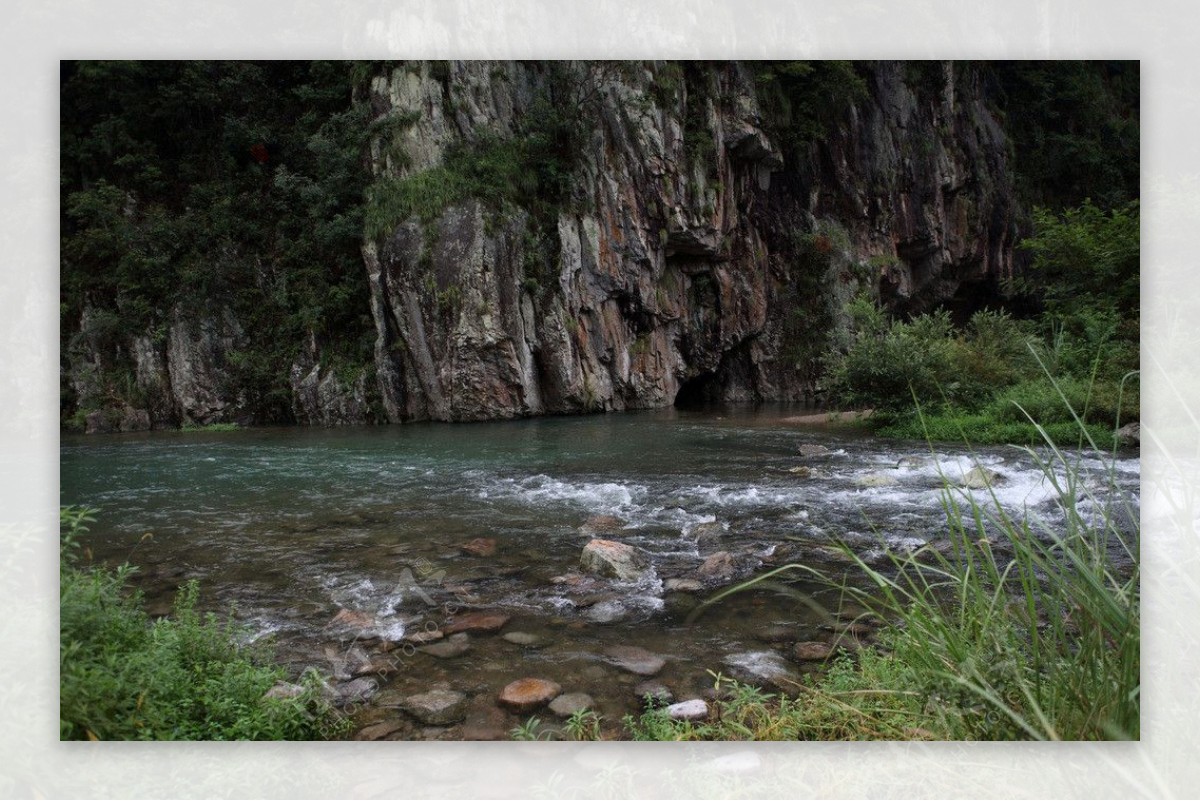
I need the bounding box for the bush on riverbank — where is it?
[60,507,346,740]
[823,200,1139,446]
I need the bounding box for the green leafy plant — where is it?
[60,507,347,740]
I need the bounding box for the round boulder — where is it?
[580,539,651,581]
[498,678,562,713]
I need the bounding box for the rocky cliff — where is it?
[363,60,1016,422]
[62,60,1018,430]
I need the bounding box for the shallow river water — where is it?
[60,406,1139,739]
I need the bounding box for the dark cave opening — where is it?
[673,371,724,409]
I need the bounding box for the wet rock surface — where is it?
[398,689,469,726]
[498,678,562,713]
[580,539,651,581]
[604,645,666,677]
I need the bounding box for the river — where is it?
[59,406,1140,739]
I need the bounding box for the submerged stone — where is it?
[604,645,666,676]
[498,678,561,713]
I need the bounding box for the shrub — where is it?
[60,507,346,741]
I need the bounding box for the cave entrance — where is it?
[674,371,724,409]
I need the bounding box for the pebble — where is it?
[666,699,709,721]
[502,631,542,647]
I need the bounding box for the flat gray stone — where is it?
[604,645,666,676]
[398,689,469,726]
[419,632,470,658]
[548,692,595,717]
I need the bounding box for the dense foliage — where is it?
[61,61,376,424]
[60,507,346,740]
[824,196,1139,445]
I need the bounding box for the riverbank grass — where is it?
[59,507,346,740]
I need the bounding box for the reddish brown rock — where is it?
[579,515,625,536]
[498,678,562,713]
[697,551,735,580]
[793,641,835,662]
[442,611,511,635]
[460,537,498,557]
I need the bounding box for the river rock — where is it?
[854,472,898,488]
[584,600,628,624]
[460,698,512,741]
[352,657,401,678]
[354,718,408,741]
[666,699,709,721]
[580,539,650,581]
[604,645,666,676]
[502,631,543,647]
[459,537,498,557]
[263,681,305,701]
[664,578,705,593]
[1116,422,1140,447]
[697,551,736,580]
[722,651,799,689]
[689,521,726,551]
[419,632,471,658]
[443,611,510,635]
[792,641,835,662]
[548,692,595,717]
[579,515,625,536]
[498,678,562,712]
[328,608,374,631]
[405,628,444,644]
[334,677,378,705]
[633,680,674,707]
[962,466,1004,489]
[798,443,831,458]
[398,689,469,725]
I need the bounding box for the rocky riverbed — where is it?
[61,407,1139,740]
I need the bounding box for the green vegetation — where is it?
[986,61,1139,210]
[751,61,868,153]
[823,198,1138,446]
[61,61,378,425]
[60,507,347,740]
[180,422,240,432]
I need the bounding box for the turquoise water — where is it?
[60,407,1140,738]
